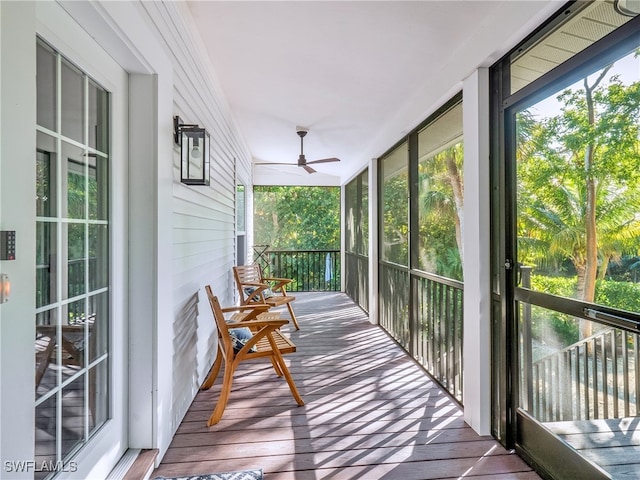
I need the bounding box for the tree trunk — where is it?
[445,150,464,266]
[579,68,610,338]
[575,261,593,338]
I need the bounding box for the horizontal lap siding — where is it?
[140,2,253,434]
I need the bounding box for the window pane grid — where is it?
[35,38,110,477]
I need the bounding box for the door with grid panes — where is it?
[35,36,127,478]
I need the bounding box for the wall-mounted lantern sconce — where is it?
[174,116,210,186]
[0,274,10,304]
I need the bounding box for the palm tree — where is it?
[517,64,640,337]
[418,143,464,279]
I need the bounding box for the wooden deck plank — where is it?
[154,292,539,479]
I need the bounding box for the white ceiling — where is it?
[187,0,562,185]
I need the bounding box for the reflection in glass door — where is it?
[514,45,640,477]
[35,39,110,478]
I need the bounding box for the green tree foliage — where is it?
[380,142,464,279]
[253,186,340,250]
[529,275,640,346]
[517,55,640,345]
[418,143,464,280]
[517,62,640,338]
[382,172,409,265]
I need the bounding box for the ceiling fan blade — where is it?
[306,157,340,165]
[303,165,316,174]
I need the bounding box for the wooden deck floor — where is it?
[153,292,541,480]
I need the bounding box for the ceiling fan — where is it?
[256,127,340,174]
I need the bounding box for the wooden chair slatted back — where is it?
[205,286,233,358]
[235,264,263,283]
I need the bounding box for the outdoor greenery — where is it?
[253,186,340,250]
[255,56,639,345]
[418,143,464,280]
[381,133,464,281]
[253,186,341,291]
[528,275,640,346]
[518,52,640,342]
[381,168,409,266]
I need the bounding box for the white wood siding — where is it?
[138,1,253,436]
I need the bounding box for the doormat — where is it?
[154,470,263,480]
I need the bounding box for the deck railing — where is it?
[520,266,640,422]
[529,327,640,422]
[379,262,464,403]
[255,249,340,292]
[37,258,93,306]
[345,252,369,313]
[36,258,97,324]
[415,272,464,402]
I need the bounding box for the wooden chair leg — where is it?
[286,303,300,330]
[271,348,304,406]
[270,357,283,377]
[207,363,236,426]
[201,352,223,390]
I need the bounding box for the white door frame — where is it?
[35,2,129,478]
[1,1,175,478]
[56,0,177,463]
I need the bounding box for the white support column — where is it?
[128,70,174,457]
[462,68,491,435]
[128,74,158,449]
[368,158,379,325]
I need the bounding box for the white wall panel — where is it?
[137,1,253,444]
[0,0,253,471]
[0,4,37,476]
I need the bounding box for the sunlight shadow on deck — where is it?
[153,292,539,480]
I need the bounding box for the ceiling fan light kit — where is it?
[255,127,341,174]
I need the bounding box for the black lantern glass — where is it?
[174,116,210,186]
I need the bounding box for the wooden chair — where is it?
[233,264,300,330]
[200,285,304,426]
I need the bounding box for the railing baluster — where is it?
[574,348,581,420]
[612,330,619,419]
[560,353,566,420]
[532,363,537,419]
[553,356,558,421]
[584,343,590,420]
[593,338,599,419]
[545,359,551,422]
[603,334,609,419]
[632,335,640,416]
[623,331,630,417]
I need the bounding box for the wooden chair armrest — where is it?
[221,304,270,313]
[222,304,270,321]
[262,277,292,295]
[262,277,292,284]
[228,318,289,329]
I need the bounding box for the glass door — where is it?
[511,35,640,480]
[35,39,111,478]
